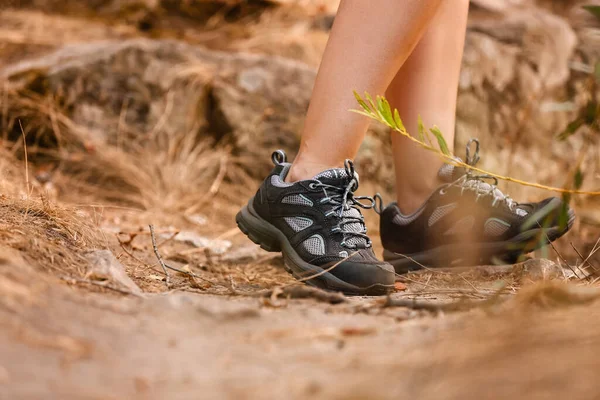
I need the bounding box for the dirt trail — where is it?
[4,256,600,400]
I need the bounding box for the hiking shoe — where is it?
[236,150,395,295]
[379,139,576,273]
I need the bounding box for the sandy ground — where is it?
[4,254,600,400]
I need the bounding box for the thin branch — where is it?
[18,119,30,197]
[296,251,358,282]
[149,224,170,289]
[381,296,488,312]
[226,276,347,304]
[61,276,144,298]
[570,242,599,276]
[157,230,180,248]
[538,226,581,280]
[119,242,150,267]
[392,252,480,292]
[352,94,600,196]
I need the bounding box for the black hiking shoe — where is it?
[379,139,576,273]
[236,150,395,295]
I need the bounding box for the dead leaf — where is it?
[394,282,408,291]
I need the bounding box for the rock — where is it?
[219,244,264,263]
[85,250,142,295]
[512,259,564,281]
[0,38,394,187]
[1,39,314,177]
[185,214,207,226]
[457,1,597,199]
[174,231,232,254]
[445,258,564,282]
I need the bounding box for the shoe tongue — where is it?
[312,167,368,248]
[312,168,352,184]
[438,158,466,183]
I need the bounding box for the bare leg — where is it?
[386,0,469,213]
[287,0,444,182]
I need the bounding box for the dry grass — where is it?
[1,82,257,215]
[0,195,103,276]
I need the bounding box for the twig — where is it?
[149,224,170,289]
[123,238,230,291]
[61,276,144,298]
[381,296,488,312]
[119,242,149,267]
[540,226,580,279]
[18,119,30,197]
[268,285,346,304]
[395,288,506,298]
[226,275,245,295]
[392,252,480,292]
[157,230,180,248]
[225,278,347,304]
[570,242,598,277]
[578,237,600,273]
[297,251,359,282]
[353,94,600,196]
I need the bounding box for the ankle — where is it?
[286,159,343,183]
[396,176,444,214]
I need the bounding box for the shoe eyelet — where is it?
[439,188,447,195]
[271,150,287,166]
[308,182,318,190]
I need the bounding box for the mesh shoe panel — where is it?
[484,218,511,236]
[303,235,325,256]
[284,217,313,232]
[281,194,313,207]
[428,203,457,227]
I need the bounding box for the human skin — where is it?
[286,0,470,214]
[287,0,444,182]
[387,0,470,213]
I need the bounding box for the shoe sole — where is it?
[384,211,575,274]
[236,199,393,296]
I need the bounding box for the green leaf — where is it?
[353,91,372,113]
[393,109,405,132]
[417,115,426,142]
[557,117,584,140]
[558,193,572,231]
[429,126,451,156]
[583,5,600,21]
[365,92,377,111]
[377,96,395,128]
[350,109,376,118]
[574,168,584,190]
[583,100,598,125]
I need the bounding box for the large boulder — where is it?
[1,38,393,188]
[2,39,315,177]
[457,0,599,199]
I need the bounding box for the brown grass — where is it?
[0,195,103,276]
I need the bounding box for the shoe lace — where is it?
[311,160,374,249]
[446,138,519,211]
